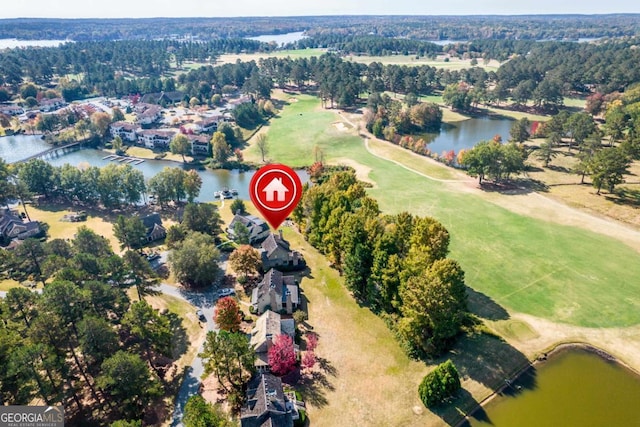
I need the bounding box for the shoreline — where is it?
[455,341,640,427]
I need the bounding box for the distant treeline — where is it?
[289,34,442,57]
[1,15,638,42]
[3,35,640,110]
[0,17,308,41]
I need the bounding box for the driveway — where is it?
[158,283,219,427]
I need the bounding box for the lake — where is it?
[1,134,308,203]
[0,39,71,49]
[423,116,515,155]
[0,134,52,163]
[248,31,307,45]
[465,348,640,427]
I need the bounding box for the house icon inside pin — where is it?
[263,177,289,202]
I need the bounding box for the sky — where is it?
[1,0,640,19]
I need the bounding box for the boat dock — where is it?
[102,154,145,165]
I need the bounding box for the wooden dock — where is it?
[102,155,145,165]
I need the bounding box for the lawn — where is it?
[254,94,640,328]
[525,140,640,228]
[22,203,120,251]
[214,48,327,66]
[0,279,21,291]
[563,97,587,109]
[142,292,205,374]
[124,146,193,163]
[245,95,365,167]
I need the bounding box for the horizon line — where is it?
[2,12,640,20]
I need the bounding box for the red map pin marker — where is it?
[250,164,303,230]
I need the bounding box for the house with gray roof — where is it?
[260,231,304,272]
[240,373,295,427]
[0,209,41,242]
[140,91,185,106]
[141,214,166,243]
[227,213,270,244]
[251,269,299,315]
[249,310,296,372]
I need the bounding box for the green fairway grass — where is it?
[256,94,640,328]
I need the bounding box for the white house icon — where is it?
[263,177,289,202]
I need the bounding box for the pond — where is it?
[422,116,515,156]
[0,134,52,163]
[1,135,308,203]
[0,39,71,49]
[248,31,307,45]
[464,347,640,427]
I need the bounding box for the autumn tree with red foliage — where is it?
[301,351,316,371]
[214,297,242,332]
[442,150,456,165]
[234,148,244,162]
[305,332,318,352]
[309,162,324,182]
[268,334,297,376]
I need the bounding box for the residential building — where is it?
[39,98,66,112]
[137,129,175,150]
[186,134,210,156]
[0,104,24,116]
[249,310,296,372]
[240,373,296,427]
[141,214,166,243]
[251,269,299,315]
[227,213,270,244]
[0,209,41,241]
[260,231,304,272]
[110,121,139,142]
[140,91,185,106]
[194,115,224,133]
[134,103,162,125]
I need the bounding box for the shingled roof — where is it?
[241,373,293,427]
[261,233,291,257]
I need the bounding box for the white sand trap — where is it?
[333,158,376,187]
[333,122,348,132]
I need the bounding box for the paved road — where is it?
[1,282,219,427]
[158,283,219,427]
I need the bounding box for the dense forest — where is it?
[3,35,640,109]
[0,228,175,425]
[1,15,639,42]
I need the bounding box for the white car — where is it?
[196,310,206,322]
[217,288,236,298]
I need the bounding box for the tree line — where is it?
[3,15,638,43]
[0,227,177,424]
[5,159,202,208]
[291,34,441,57]
[0,39,266,88]
[300,15,639,43]
[6,37,640,115]
[4,159,203,209]
[293,171,468,358]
